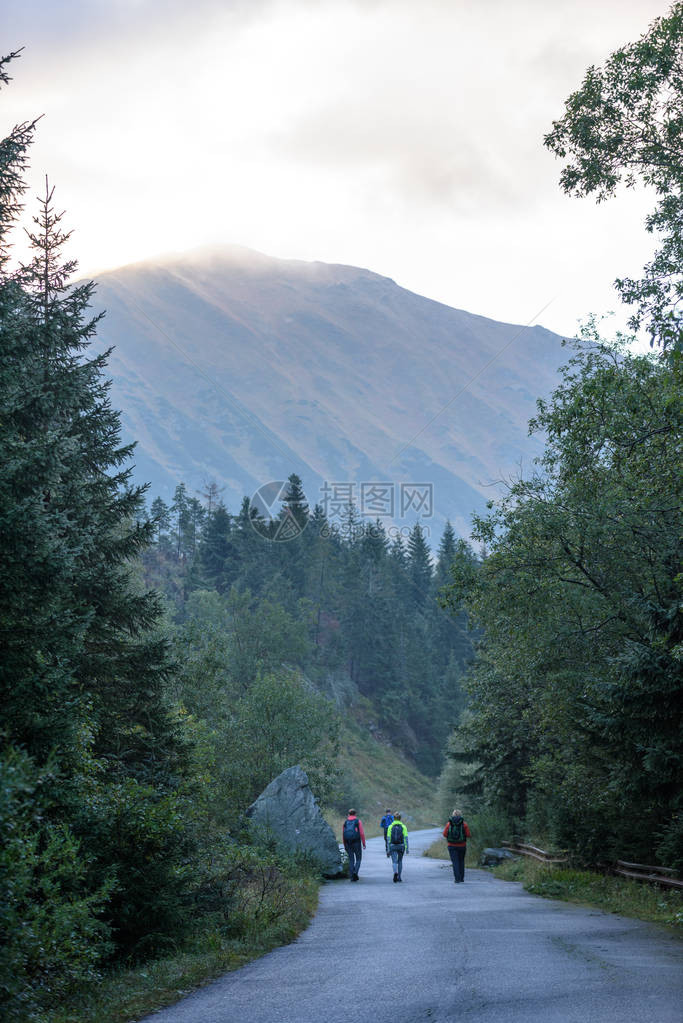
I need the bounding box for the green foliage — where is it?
[0,52,36,265]
[146,482,473,777]
[39,845,321,1023]
[544,3,683,347]
[434,720,479,821]
[439,6,683,874]
[0,748,113,1021]
[330,718,437,827]
[225,671,340,809]
[441,330,682,867]
[79,777,194,960]
[206,841,317,939]
[0,55,197,1011]
[496,861,683,931]
[168,587,340,817]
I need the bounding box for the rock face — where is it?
[246,765,343,877]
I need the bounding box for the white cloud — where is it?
[1,0,669,338]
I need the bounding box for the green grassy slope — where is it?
[327,721,437,840]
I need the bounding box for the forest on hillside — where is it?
[141,480,472,778]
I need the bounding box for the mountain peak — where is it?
[93,248,565,539]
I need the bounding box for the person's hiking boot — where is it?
[397,877,403,882]
[393,872,398,882]
[353,873,359,881]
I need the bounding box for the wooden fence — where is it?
[501,840,567,864]
[503,839,682,889]
[614,860,683,891]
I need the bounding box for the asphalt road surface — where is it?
[144,829,683,1023]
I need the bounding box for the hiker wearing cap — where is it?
[387,813,409,882]
[342,808,366,881]
[380,809,394,856]
[443,808,471,883]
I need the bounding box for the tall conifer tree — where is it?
[1,72,191,991]
[407,521,432,606]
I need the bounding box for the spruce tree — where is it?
[1,110,191,983]
[16,181,183,786]
[199,501,234,592]
[171,481,190,557]
[278,472,309,533]
[0,51,36,267]
[407,521,432,606]
[273,473,310,594]
[435,520,457,588]
[150,495,171,539]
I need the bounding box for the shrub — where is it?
[0,748,113,1021]
[78,776,195,960]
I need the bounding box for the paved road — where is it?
[144,829,683,1023]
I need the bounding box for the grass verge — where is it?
[493,858,683,931]
[423,838,449,860]
[423,836,482,870]
[423,839,682,932]
[43,876,320,1023]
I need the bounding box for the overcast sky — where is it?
[2,0,669,338]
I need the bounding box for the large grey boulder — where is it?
[246,765,343,877]
[480,847,517,867]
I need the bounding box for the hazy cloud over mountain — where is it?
[4,0,663,342]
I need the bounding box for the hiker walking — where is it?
[387,813,409,882]
[380,809,394,856]
[443,808,471,883]
[342,808,366,882]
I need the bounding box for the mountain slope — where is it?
[92,245,567,536]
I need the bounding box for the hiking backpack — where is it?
[447,816,465,843]
[389,822,404,846]
[343,818,360,843]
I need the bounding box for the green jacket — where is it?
[387,819,409,851]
